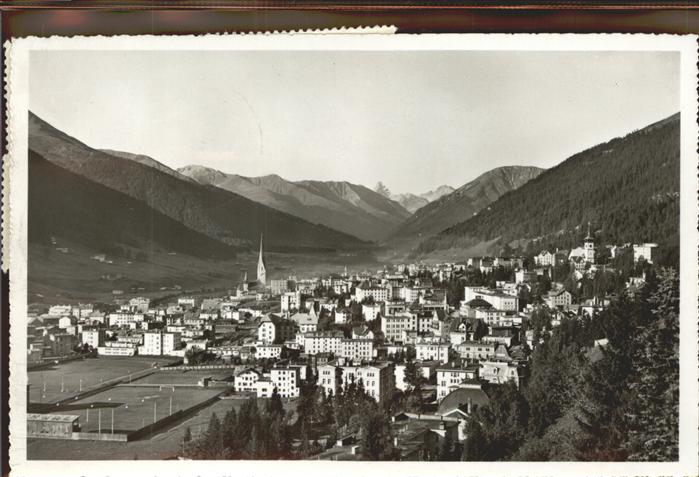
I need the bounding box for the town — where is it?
[26,228,663,461]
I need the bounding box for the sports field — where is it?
[27,356,178,403]
[48,385,223,434]
[131,369,236,386]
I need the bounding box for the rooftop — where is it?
[27,413,79,423]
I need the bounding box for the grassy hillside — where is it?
[416,114,680,265]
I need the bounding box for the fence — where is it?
[127,393,223,441]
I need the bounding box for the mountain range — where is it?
[28,112,368,254]
[416,113,681,265]
[378,185,456,214]
[177,165,411,242]
[388,166,544,249]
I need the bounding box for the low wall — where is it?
[71,432,129,442]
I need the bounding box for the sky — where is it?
[29,50,679,195]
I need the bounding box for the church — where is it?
[257,234,267,287]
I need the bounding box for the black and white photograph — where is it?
[4,33,698,476]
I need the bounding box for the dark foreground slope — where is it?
[29,150,237,259]
[416,114,680,264]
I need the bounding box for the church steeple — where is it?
[257,234,266,286]
[583,222,596,264]
[585,221,593,241]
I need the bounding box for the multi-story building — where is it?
[633,243,659,264]
[361,304,381,322]
[235,368,262,392]
[415,340,450,364]
[258,314,295,344]
[544,289,573,308]
[81,328,105,348]
[382,312,417,343]
[303,331,343,355]
[281,291,302,312]
[138,330,181,355]
[355,284,390,303]
[256,344,283,360]
[456,341,496,361]
[317,363,342,397]
[436,364,479,401]
[270,279,292,296]
[270,366,300,398]
[48,333,77,357]
[339,338,374,362]
[340,362,395,403]
[129,297,151,313]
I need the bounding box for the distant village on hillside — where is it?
[26,225,666,461]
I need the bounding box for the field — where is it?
[29,244,380,304]
[27,356,178,404]
[131,369,237,385]
[28,394,298,460]
[47,385,224,434]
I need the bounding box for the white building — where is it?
[303,332,343,355]
[436,364,479,401]
[281,291,301,312]
[235,368,261,392]
[139,331,181,355]
[355,284,390,303]
[258,315,295,344]
[361,304,381,322]
[339,339,374,362]
[381,312,417,343]
[81,328,105,348]
[415,340,450,364]
[479,361,522,388]
[456,341,496,361]
[261,366,300,398]
[535,250,555,267]
[340,362,395,403]
[544,289,573,308]
[129,297,150,313]
[317,364,342,397]
[48,305,72,316]
[256,344,283,360]
[633,243,659,264]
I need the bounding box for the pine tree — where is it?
[462,418,490,461]
[438,431,456,461]
[626,268,679,461]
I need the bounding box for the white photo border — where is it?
[5,32,698,477]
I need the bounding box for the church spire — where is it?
[257,234,266,287]
[585,221,593,241]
